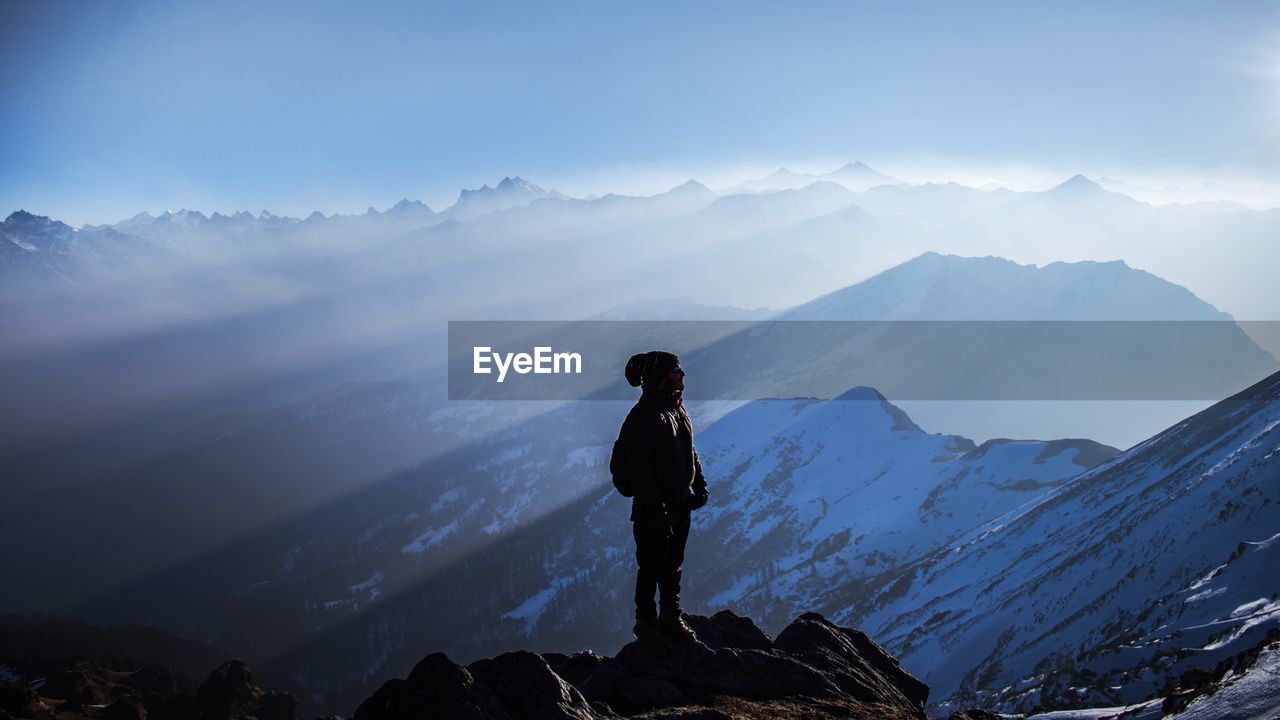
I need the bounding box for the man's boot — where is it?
[632,616,660,640]
[659,610,695,640]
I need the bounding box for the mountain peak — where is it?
[781,251,1226,321]
[449,176,563,219]
[834,386,888,402]
[838,161,874,172]
[4,210,72,235]
[158,209,208,225]
[495,176,542,193]
[899,250,1016,269]
[827,161,900,188]
[1051,174,1104,193]
[831,386,921,431]
[5,209,49,225]
[459,176,550,200]
[388,198,434,215]
[667,178,712,196]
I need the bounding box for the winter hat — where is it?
[624,350,680,388]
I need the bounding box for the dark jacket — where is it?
[619,393,707,521]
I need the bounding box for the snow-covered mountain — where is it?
[444,176,565,222]
[194,388,1117,713]
[778,251,1232,321]
[684,253,1274,410]
[256,370,1277,717]
[686,388,1120,618]
[729,162,902,193]
[96,199,443,260]
[837,369,1280,715]
[0,210,179,284]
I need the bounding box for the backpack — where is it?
[609,432,635,497]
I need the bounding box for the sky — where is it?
[2,0,1278,226]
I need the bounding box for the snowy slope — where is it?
[839,370,1280,715]
[1166,642,1280,720]
[683,388,1116,619]
[471,389,1116,648]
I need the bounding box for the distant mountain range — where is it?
[727,161,902,193]
[3,168,1279,717]
[4,167,1277,321]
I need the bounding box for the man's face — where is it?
[662,365,686,395]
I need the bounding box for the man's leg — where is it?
[658,510,694,637]
[632,517,665,622]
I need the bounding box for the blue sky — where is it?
[2,0,1277,225]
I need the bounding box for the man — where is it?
[617,350,710,640]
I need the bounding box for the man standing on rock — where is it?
[616,350,710,641]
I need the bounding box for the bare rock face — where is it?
[194,659,297,720]
[353,610,929,720]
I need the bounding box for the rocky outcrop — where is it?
[0,658,297,720]
[943,711,1007,720]
[354,610,928,719]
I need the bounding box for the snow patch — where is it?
[401,520,460,553]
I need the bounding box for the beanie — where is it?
[624,350,680,388]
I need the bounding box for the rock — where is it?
[0,680,52,719]
[587,699,620,717]
[772,612,929,712]
[353,652,510,720]
[467,650,597,719]
[123,664,178,697]
[945,711,1008,720]
[195,659,259,717]
[543,650,606,693]
[102,695,147,720]
[194,658,298,720]
[632,710,734,720]
[541,652,570,666]
[254,689,301,720]
[684,610,772,651]
[616,676,682,707]
[353,611,929,720]
[40,663,114,704]
[576,657,633,705]
[613,633,838,701]
[146,694,197,720]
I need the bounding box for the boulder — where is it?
[353,652,510,720]
[772,612,929,711]
[467,650,597,719]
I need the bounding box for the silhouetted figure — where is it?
[617,350,709,641]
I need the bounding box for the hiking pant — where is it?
[633,505,692,621]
